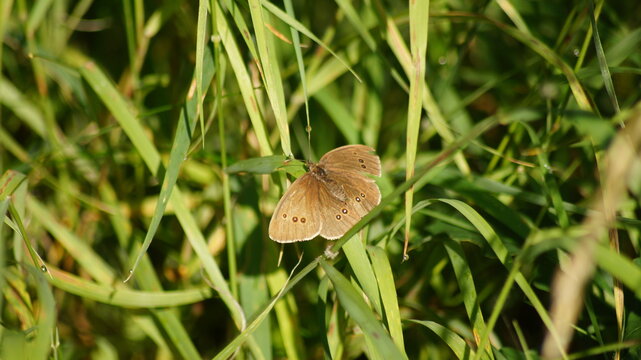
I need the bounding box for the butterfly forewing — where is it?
[319,144,381,177]
[269,174,322,243]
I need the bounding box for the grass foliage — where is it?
[2,0,641,359]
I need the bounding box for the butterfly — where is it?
[269,145,381,243]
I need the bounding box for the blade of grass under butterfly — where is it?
[320,259,407,359]
[367,246,405,351]
[404,0,429,260]
[342,235,382,315]
[212,256,309,360]
[248,0,291,156]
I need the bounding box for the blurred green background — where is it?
[1,0,641,359]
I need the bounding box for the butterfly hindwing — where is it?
[269,174,322,243]
[318,171,381,240]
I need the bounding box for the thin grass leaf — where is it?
[367,246,404,350]
[343,235,382,315]
[320,259,407,360]
[262,0,361,83]
[404,0,429,260]
[588,0,620,114]
[442,239,492,358]
[46,266,213,308]
[248,0,291,156]
[213,0,272,156]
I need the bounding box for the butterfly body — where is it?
[269,145,381,243]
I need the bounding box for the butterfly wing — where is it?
[318,144,381,177]
[269,174,322,243]
[318,171,381,240]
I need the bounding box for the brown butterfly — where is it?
[269,145,381,243]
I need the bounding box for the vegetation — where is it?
[1,0,641,359]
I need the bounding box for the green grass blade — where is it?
[320,259,407,359]
[367,246,404,350]
[343,235,382,315]
[248,0,291,156]
[409,319,479,360]
[213,0,272,156]
[404,0,430,260]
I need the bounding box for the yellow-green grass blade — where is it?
[219,0,260,63]
[266,267,303,360]
[13,266,56,360]
[380,5,471,175]
[0,78,46,137]
[27,196,114,283]
[0,198,8,314]
[320,259,407,359]
[45,266,212,308]
[195,0,208,144]
[79,63,161,171]
[213,0,272,156]
[248,0,291,156]
[404,0,429,260]
[343,235,382,315]
[334,0,376,51]
[367,246,404,350]
[0,170,26,201]
[152,308,201,360]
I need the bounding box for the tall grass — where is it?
[1,0,641,359]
